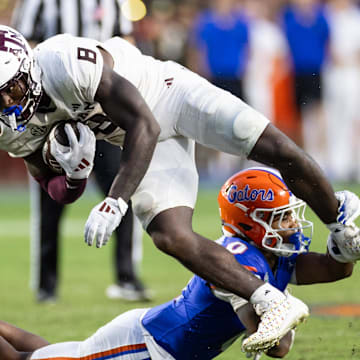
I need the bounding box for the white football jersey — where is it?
[1,33,170,158]
[0,34,101,158]
[0,32,269,193]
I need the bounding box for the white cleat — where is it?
[242,293,309,353]
[106,281,153,302]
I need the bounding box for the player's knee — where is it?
[232,108,269,154]
[151,228,192,257]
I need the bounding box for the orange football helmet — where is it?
[218,167,313,257]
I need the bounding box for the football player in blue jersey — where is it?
[0,167,354,360]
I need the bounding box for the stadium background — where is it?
[1,0,360,359]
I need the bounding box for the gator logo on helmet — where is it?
[227,184,274,203]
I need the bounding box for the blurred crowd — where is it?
[132,0,360,184]
[2,0,360,184]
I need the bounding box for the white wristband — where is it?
[117,197,129,216]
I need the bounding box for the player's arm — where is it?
[0,320,49,351]
[293,250,354,285]
[94,48,160,203]
[0,335,31,360]
[212,285,294,358]
[23,149,87,204]
[237,303,294,358]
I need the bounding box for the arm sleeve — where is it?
[35,175,86,204]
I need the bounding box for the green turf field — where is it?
[1,185,360,359]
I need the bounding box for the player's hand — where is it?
[327,228,360,263]
[50,122,96,180]
[84,197,128,248]
[242,335,263,360]
[326,191,360,261]
[327,190,360,229]
[245,350,262,360]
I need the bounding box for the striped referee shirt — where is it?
[11,0,133,42]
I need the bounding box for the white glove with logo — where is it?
[50,122,96,180]
[84,197,128,248]
[326,190,360,262]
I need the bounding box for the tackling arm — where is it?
[0,336,28,360]
[236,303,294,358]
[294,251,354,285]
[0,320,49,352]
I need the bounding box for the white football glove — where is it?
[50,122,96,180]
[326,191,360,262]
[327,228,360,263]
[84,197,128,248]
[327,190,360,229]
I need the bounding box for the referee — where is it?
[11,0,151,303]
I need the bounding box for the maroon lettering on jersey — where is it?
[0,29,28,55]
[77,47,97,64]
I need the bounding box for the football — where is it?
[42,120,81,173]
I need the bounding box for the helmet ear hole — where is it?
[239,223,252,231]
[264,237,277,248]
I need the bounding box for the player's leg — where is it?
[132,137,265,298]
[30,177,64,303]
[147,206,264,297]
[172,66,339,226]
[132,132,308,353]
[173,70,268,157]
[82,308,156,360]
[92,140,150,301]
[30,309,154,360]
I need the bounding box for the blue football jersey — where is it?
[142,236,297,359]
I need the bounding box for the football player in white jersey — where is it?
[0,25,359,352]
[0,168,355,360]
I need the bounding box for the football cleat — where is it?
[106,279,153,302]
[242,293,309,353]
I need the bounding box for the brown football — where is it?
[42,120,81,173]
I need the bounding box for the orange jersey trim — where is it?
[243,265,258,273]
